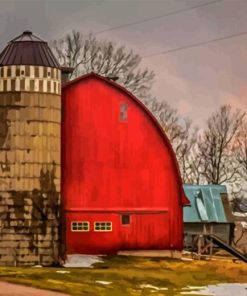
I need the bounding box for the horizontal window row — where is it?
[71,221,112,232]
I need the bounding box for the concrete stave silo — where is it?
[0,31,61,266]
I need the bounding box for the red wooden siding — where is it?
[62,73,189,254]
[66,213,170,254]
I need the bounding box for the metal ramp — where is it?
[206,234,247,263]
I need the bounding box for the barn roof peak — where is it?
[63,72,121,89]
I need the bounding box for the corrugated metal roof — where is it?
[183,184,231,223]
[0,31,60,68]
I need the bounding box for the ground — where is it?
[0,256,246,296]
[0,282,68,296]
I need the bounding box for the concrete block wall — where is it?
[0,92,61,266]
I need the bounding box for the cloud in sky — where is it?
[0,0,246,126]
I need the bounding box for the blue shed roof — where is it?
[183,184,230,223]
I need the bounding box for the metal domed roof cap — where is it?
[10,30,46,43]
[0,31,60,68]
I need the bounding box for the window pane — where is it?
[121,215,130,225]
[71,221,89,232]
[94,222,112,232]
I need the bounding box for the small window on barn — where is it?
[71,221,89,232]
[94,222,112,232]
[121,214,130,225]
[119,103,128,122]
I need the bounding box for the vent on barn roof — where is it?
[106,76,119,82]
[0,31,60,68]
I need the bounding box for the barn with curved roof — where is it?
[62,73,189,254]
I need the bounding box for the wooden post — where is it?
[210,224,213,258]
[202,224,207,258]
[198,235,202,260]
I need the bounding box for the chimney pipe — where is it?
[60,67,74,84]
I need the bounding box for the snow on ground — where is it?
[181,286,206,290]
[233,212,247,217]
[180,283,247,296]
[240,222,247,229]
[140,284,168,291]
[63,254,103,268]
[181,257,193,261]
[95,281,112,285]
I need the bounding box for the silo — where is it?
[0,31,61,266]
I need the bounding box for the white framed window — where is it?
[94,222,112,232]
[71,221,89,232]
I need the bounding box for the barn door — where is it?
[121,214,133,248]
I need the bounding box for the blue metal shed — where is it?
[183,184,234,249]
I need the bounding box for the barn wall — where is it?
[0,92,61,266]
[62,76,184,253]
[66,212,171,254]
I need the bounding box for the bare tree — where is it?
[231,192,247,212]
[233,222,247,255]
[51,30,155,100]
[231,120,247,212]
[182,136,206,185]
[234,120,247,176]
[144,98,199,183]
[198,105,245,185]
[146,99,186,142]
[52,30,202,181]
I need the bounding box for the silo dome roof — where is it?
[0,31,60,68]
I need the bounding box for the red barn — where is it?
[62,73,189,255]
